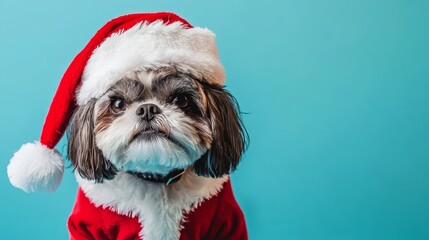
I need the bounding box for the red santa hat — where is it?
[7,12,225,192]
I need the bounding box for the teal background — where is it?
[1,0,428,239]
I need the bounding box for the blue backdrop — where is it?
[1,1,428,239]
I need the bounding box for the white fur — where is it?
[77,21,225,105]
[95,97,210,175]
[7,141,64,192]
[77,171,228,240]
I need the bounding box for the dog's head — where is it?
[68,67,246,182]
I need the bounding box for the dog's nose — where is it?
[136,104,161,121]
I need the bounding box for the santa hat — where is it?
[7,12,225,192]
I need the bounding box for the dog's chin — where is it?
[130,130,185,150]
[108,134,206,176]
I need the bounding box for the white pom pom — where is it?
[7,141,64,192]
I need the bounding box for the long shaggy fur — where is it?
[193,81,247,177]
[68,100,117,182]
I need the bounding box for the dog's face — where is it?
[68,67,246,182]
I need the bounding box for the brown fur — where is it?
[193,80,248,178]
[68,100,117,182]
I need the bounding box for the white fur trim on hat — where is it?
[7,141,64,192]
[77,20,225,105]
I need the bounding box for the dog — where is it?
[68,68,247,239]
[8,13,248,240]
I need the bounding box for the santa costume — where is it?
[7,12,248,240]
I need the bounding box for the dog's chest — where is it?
[71,173,228,240]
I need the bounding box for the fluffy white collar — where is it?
[77,171,228,240]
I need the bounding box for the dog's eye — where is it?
[172,94,189,108]
[111,98,126,112]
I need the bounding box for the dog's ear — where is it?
[193,83,247,178]
[68,100,117,182]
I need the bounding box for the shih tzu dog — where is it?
[8,13,248,240]
[68,68,247,239]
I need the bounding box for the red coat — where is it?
[68,179,247,240]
